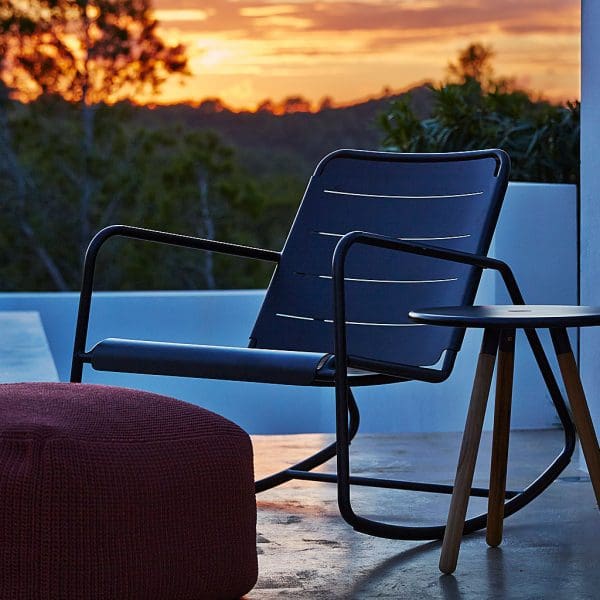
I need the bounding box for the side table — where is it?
[408,305,600,574]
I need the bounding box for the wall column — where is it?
[580,0,600,467]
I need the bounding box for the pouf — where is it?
[0,382,257,599]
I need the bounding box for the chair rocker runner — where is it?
[70,149,575,540]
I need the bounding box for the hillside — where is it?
[132,85,433,180]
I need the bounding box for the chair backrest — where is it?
[250,149,509,372]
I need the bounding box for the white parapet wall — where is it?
[0,182,577,434]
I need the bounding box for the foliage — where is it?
[0,0,190,285]
[447,43,497,90]
[0,0,187,104]
[0,98,293,291]
[1,80,398,291]
[0,0,416,293]
[379,45,580,184]
[256,95,313,115]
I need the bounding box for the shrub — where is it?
[379,48,579,184]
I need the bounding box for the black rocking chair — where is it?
[70,149,575,540]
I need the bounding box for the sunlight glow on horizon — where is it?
[143,0,580,110]
[154,9,211,22]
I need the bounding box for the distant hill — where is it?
[132,85,433,180]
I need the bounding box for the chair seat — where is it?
[89,338,332,385]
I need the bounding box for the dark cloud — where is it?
[291,1,579,36]
[259,46,357,57]
[154,0,579,39]
[500,20,579,35]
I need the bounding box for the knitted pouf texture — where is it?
[0,382,257,600]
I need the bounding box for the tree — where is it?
[379,44,580,184]
[318,96,334,111]
[78,122,278,291]
[0,0,188,251]
[197,98,229,114]
[256,99,276,113]
[0,98,73,290]
[0,102,282,291]
[0,0,187,105]
[280,95,312,114]
[447,43,495,88]
[0,99,147,290]
[0,0,188,291]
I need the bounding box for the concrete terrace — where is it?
[250,430,599,599]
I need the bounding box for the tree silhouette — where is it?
[318,96,334,111]
[281,95,312,114]
[0,0,188,250]
[447,42,495,89]
[0,0,187,104]
[380,43,580,184]
[256,99,276,113]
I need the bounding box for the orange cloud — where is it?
[153,0,578,35]
[148,0,580,108]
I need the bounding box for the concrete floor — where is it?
[248,430,599,599]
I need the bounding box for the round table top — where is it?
[408,305,600,329]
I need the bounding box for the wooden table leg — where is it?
[439,328,499,575]
[551,328,600,507]
[487,328,515,547]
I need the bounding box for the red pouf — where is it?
[0,382,257,599]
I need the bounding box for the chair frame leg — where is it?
[254,264,577,538]
[487,328,516,547]
[439,329,499,574]
[255,390,361,492]
[551,328,600,507]
[72,328,576,541]
[323,325,576,541]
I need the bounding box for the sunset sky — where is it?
[148,0,580,110]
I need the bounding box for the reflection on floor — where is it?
[250,430,599,599]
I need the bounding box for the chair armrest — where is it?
[330,230,574,466]
[329,230,526,387]
[70,224,280,382]
[85,225,281,264]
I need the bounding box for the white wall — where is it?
[580,1,600,467]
